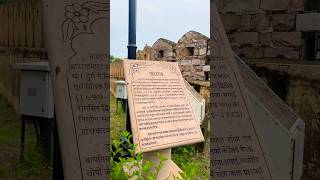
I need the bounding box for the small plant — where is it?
[110,131,168,180]
[111,131,200,179]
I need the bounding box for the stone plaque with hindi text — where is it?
[210,1,274,180]
[123,60,204,153]
[42,1,109,179]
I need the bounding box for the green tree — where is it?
[110,55,121,63]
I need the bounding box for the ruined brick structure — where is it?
[137,31,210,81]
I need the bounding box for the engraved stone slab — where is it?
[211,2,274,179]
[123,60,204,153]
[42,1,109,179]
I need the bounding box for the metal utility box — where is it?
[116,80,127,99]
[184,80,206,125]
[16,62,54,118]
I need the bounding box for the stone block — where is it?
[199,48,207,56]
[179,60,191,65]
[194,65,203,71]
[297,13,320,31]
[289,0,304,11]
[239,15,252,31]
[192,59,201,65]
[260,33,272,46]
[182,71,192,76]
[194,49,199,56]
[272,14,295,31]
[234,32,259,45]
[196,71,205,76]
[200,59,206,66]
[238,46,264,59]
[261,0,290,10]
[264,47,300,59]
[252,14,270,31]
[272,32,302,47]
[217,0,260,13]
[221,14,241,32]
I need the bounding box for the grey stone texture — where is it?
[261,0,290,10]
[272,32,302,47]
[151,38,176,61]
[264,47,300,59]
[218,0,306,60]
[288,0,305,11]
[237,46,264,59]
[297,13,320,31]
[252,14,270,31]
[217,0,260,13]
[234,32,259,45]
[272,14,296,31]
[260,33,272,46]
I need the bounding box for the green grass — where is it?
[0,95,51,180]
[110,94,210,179]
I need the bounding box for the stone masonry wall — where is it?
[217,0,305,60]
[137,31,210,81]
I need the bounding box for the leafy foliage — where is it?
[110,55,121,63]
[172,145,201,179]
[110,131,198,180]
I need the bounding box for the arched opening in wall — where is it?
[158,50,164,58]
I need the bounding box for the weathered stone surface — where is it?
[286,78,320,179]
[178,60,192,65]
[194,65,203,71]
[260,33,272,46]
[289,0,304,11]
[217,0,260,12]
[239,15,252,31]
[234,32,259,45]
[264,47,300,59]
[176,31,209,60]
[272,32,302,47]
[261,0,290,10]
[297,13,320,31]
[182,71,192,76]
[137,45,152,60]
[272,14,295,31]
[252,14,270,31]
[221,14,241,32]
[192,59,201,65]
[199,48,207,56]
[151,38,176,61]
[195,71,205,77]
[237,46,264,59]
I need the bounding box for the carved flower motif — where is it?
[65,3,89,23]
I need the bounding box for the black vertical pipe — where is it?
[127,0,137,59]
[126,0,137,133]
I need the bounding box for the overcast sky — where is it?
[111,0,210,58]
